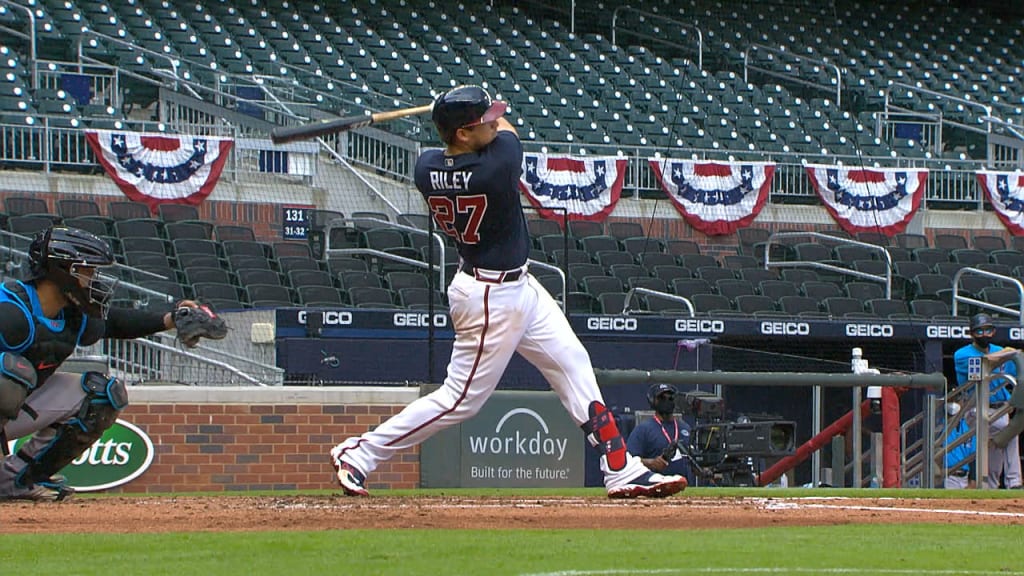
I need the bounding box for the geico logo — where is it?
[1011,328,1023,341]
[845,324,894,337]
[297,310,353,325]
[393,313,448,327]
[586,317,638,331]
[926,325,970,339]
[760,321,810,335]
[674,319,726,333]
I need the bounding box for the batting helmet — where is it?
[29,226,117,317]
[646,383,678,410]
[970,313,995,332]
[431,85,507,144]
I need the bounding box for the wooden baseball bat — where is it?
[270,103,434,144]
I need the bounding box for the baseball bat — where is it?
[270,103,433,144]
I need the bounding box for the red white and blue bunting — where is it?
[977,170,1024,236]
[86,131,233,210]
[806,164,927,236]
[649,159,774,236]
[518,154,627,222]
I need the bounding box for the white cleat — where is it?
[329,447,369,497]
[607,472,688,499]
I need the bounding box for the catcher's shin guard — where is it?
[581,401,627,471]
[14,372,126,489]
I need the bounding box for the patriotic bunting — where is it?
[806,164,927,236]
[519,154,627,222]
[86,130,233,210]
[649,159,774,236]
[977,170,1024,236]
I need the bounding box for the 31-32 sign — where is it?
[283,206,311,239]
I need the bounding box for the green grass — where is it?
[4,525,1024,576]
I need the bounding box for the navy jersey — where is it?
[626,415,693,483]
[414,131,530,271]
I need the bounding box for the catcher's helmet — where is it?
[646,383,678,410]
[970,312,995,332]
[29,226,117,317]
[431,85,507,144]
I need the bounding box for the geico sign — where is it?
[927,325,970,339]
[760,321,810,336]
[845,323,894,338]
[297,310,353,325]
[1011,328,1024,341]
[674,319,726,333]
[393,313,448,327]
[586,317,638,331]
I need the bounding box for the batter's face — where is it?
[457,120,499,149]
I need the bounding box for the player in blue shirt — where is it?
[330,85,686,499]
[952,313,1021,489]
[627,384,694,485]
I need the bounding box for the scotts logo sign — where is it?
[9,419,154,492]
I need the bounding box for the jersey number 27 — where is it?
[428,195,487,244]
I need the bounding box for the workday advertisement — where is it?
[8,420,154,491]
[459,393,584,488]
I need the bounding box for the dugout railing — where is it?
[762,231,894,299]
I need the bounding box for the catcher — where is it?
[0,226,227,501]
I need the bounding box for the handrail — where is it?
[526,259,567,314]
[332,216,448,289]
[763,232,893,299]
[118,337,269,386]
[885,82,993,135]
[78,28,180,81]
[611,7,703,71]
[0,0,36,88]
[744,43,842,107]
[622,287,695,316]
[950,267,1024,324]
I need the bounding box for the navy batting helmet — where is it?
[29,226,117,317]
[431,85,507,144]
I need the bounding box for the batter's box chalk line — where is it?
[524,565,1024,569]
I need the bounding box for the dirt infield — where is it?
[3,495,1023,533]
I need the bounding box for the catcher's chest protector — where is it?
[0,281,86,383]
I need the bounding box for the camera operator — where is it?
[627,384,693,486]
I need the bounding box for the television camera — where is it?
[671,391,797,487]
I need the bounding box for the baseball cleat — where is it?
[607,472,687,499]
[330,449,369,497]
[1,475,74,502]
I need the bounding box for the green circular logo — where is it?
[10,419,155,492]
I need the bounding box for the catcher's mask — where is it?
[29,226,118,318]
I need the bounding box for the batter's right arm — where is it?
[496,116,517,136]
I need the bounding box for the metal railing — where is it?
[100,333,283,387]
[622,287,695,316]
[325,216,449,288]
[951,267,1024,324]
[763,232,893,299]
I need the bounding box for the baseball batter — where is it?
[330,85,687,498]
[0,226,223,500]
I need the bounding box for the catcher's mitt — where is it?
[173,304,228,348]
